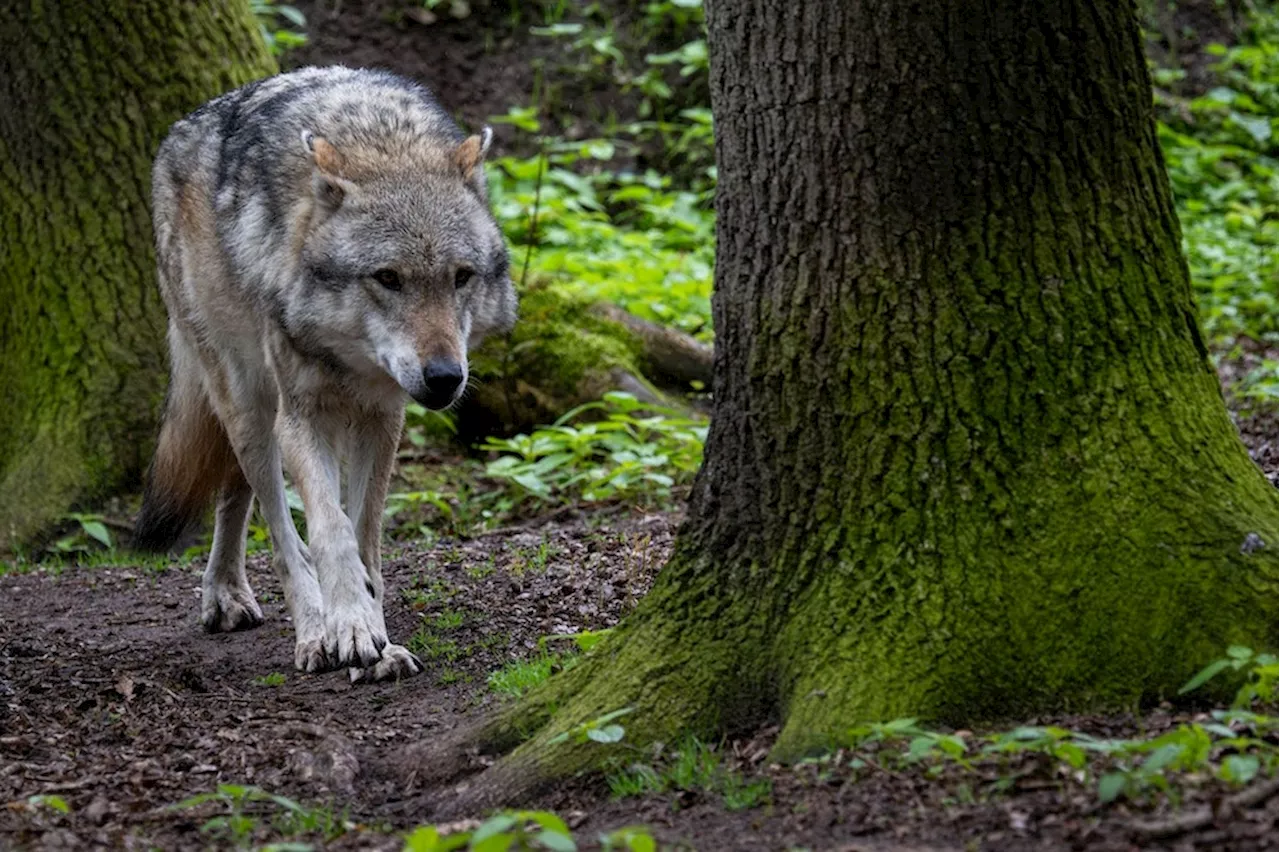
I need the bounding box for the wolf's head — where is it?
[291,127,516,409]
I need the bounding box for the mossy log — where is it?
[455,282,713,440]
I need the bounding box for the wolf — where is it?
[134,66,516,682]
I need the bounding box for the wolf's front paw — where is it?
[349,643,424,684]
[323,601,387,669]
[201,582,264,633]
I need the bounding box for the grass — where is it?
[488,652,575,698]
[509,539,560,576]
[487,630,612,697]
[401,573,460,609]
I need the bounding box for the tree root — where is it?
[393,584,763,815]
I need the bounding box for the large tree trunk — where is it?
[0,2,275,551]
[405,0,1278,809]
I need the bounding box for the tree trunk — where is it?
[0,1,276,551]
[403,0,1278,809]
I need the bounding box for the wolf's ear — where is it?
[301,130,351,210]
[453,126,493,196]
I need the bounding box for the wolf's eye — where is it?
[454,268,475,289]
[372,269,401,291]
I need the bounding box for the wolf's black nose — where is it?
[419,358,464,409]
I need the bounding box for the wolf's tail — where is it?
[133,373,239,552]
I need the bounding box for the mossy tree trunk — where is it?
[0,1,276,551]
[407,0,1278,809]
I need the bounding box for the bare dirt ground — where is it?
[0,511,670,849]
[2,501,1277,851]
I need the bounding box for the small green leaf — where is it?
[471,834,515,852]
[906,736,937,761]
[1051,742,1087,769]
[530,22,583,36]
[588,724,626,743]
[1221,754,1261,785]
[1098,772,1128,804]
[1179,659,1231,694]
[80,520,113,548]
[1232,114,1272,144]
[473,814,518,842]
[1141,743,1183,773]
[535,829,577,852]
[524,811,570,835]
[27,794,70,814]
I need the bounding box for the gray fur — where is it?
[141,67,516,681]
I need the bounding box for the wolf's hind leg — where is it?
[347,406,423,683]
[201,464,264,633]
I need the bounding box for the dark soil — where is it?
[2,508,1276,851]
[283,0,547,133]
[0,511,672,849]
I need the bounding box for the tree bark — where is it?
[0,1,276,550]
[404,0,1278,809]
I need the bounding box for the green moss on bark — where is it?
[0,1,275,550]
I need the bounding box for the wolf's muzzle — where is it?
[416,358,464,410]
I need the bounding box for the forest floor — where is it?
[1,1,1276,849]
[1,504,1276,851]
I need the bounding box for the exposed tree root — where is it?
[395,566,774,813]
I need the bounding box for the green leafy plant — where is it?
[1179,644,1279,706]
[825,648,1278,807]
[171,784,346,849]
[1152,9,1278,398]
[50,512,114,554]
[404,809,653,851]
[251,2,308,56]
[481,392,706,506]
[606,736,772,811]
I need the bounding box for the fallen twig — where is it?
[1129,779,1278,840]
